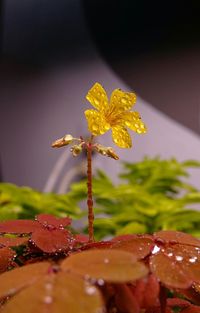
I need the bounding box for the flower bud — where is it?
[70,144,82,157]
[95,144,119,160]
[51,134,73,148]
[106,147,119,160]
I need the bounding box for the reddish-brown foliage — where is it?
[0,215,199,312]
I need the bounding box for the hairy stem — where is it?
[87,139,94,242]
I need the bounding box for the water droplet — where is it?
[175,255,183,262]
[85,285,97,295]
[97,279,104,286]
[92,124,98,131]
[151,245,160,254]
[8,288,16,295]
[104,258,109,264]
[189,256,197,263]
[121,98,127,104]
[125,121,131,127]
[45,283,53,291]
[167,252,173,257]
[44,296,53,304]
[94,99,99,105]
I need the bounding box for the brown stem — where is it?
[86,139,94,242]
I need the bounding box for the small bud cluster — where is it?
[52,134,119,160]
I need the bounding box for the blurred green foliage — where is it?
[68,157,200,239]
[1,157,200,240]
[0,183,81,221]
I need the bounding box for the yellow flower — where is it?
[84,82,147,148]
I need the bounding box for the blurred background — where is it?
[0,0,200,190]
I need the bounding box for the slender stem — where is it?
[86,138,95,242]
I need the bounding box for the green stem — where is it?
[86,138,95,242]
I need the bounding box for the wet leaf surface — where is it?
[62,249,148,282]
[154,231,200,247]
[0,237,28,247]
[0,272,104,313]
[36,214,71,228]
[0,220,40,234]
[181,306,200,313]
[31,229,71,253]
[0,248,15,273]
[0,262,50,298]
[150,244,200,288]
[111,237,153,259]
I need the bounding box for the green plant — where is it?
[67,157,200,239]
[0,183,81,220]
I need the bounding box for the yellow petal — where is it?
[110,89,136,113]
[85,109,110,136]
[86,82,109,111]
[112,126,132,148]
[122,112,147,134]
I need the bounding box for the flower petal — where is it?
[112,126,132,148]
[85,109,110,136]
[122,111,147,134]
[110,89,136,113]
[86,82,108,111]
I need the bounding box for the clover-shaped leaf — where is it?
[0,214,72,253]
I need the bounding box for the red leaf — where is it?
[74,234,89,244]
[150,244,200,289]
[129,279,146,307]
[154,231,200,248]
[62,249,149,283]
[112,235,138,242]
[143,274,160,308]
[31,229,71,253]
[81,241,113,250]
[181,305,200,313]
[179,286,200,306]
[111,237,153,260]
[167,298,191,308]
[0,262,50,298]
[114,284,140,313]
[0,272,104,313]
[0,237,28,247]
[36,214,71,228]
[0,247,15,273]
[0,220,40,234]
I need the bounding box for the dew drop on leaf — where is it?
[45,283,53,291]
[43,295,53,304]
[85,285,97,295]
[97,279,104,286]
[176,255,184,262]
[151,245,160,255]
